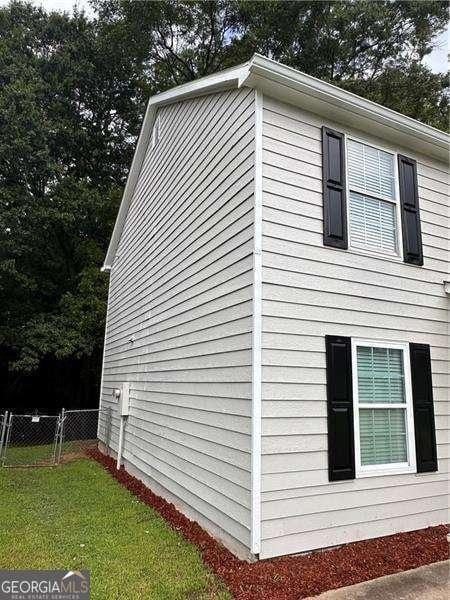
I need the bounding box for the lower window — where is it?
[352,340,416,477]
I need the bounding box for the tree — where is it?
[0,1,138,408]
[0,0,447,410]
[93,0,449,129]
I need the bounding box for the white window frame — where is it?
[345,136,404,261]
[352,338,416,478]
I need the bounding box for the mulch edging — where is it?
[87,449,449,599]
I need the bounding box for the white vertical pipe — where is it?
[116,417,125,470]
[251,89,263,556]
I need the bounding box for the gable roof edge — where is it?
[102,62,251,270]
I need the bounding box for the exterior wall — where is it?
[99,87,256,554]
[260,95,449,559]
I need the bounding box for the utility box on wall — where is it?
[119,382,130,416]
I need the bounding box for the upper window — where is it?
[347,140,400,257]
[322,127,423,265]
[352,340,416,477]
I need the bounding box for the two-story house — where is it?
[98,55,449,561]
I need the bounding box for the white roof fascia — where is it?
[245,54,449,163]
[102,62,251,270]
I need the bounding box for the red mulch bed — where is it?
[87,449,449,599]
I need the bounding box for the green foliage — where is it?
[341,61,449,131]
[0,1,137,375]
[0,459,230,598]
[0,0,447,398]
[93,0,449,128]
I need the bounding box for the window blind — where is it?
[349,192,397,254]
[348,140,395,199]
[357,346,408,466]
[357,347,405,404]
[360,408,407,465]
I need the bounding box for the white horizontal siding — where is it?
[99,87,255,551]
[260,95,449,559]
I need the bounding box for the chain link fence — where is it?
[0,414,60,467]
[97,406,112,450]
[57,409,101,462]
[0,408,107,467]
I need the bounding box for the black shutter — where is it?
[322,127,348,249]
[410,343,438,472]
[398,155,423,266]
[325,335,355,481]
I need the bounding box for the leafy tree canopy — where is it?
[0,0,447,406]
[94,0,449,128]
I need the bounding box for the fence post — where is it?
[52,412,61,465]
[0,411,8,464]
[2,413,13,467]
[56,408,66,465]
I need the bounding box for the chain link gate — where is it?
[0,413,60,467]
[57,408,100,462]
[0,409,102,467]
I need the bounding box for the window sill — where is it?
[347,246,403,263]
[356,464,416,478]
[326,244,425,268]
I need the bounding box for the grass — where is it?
[0,458,231,600]
[2,441,97,466]
[1,443,57,466]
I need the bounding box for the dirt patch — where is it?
[59,451,86,464]
[87,449,449,600]
[60,442,98,464]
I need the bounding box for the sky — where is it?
[23,0,95,18]
[1,0,449,74]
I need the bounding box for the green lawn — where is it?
[0,458,231,600]
[2,441,95,466]
[1,443,57,466]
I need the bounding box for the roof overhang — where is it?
[246,54,449,163]
[103,53,449,270]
